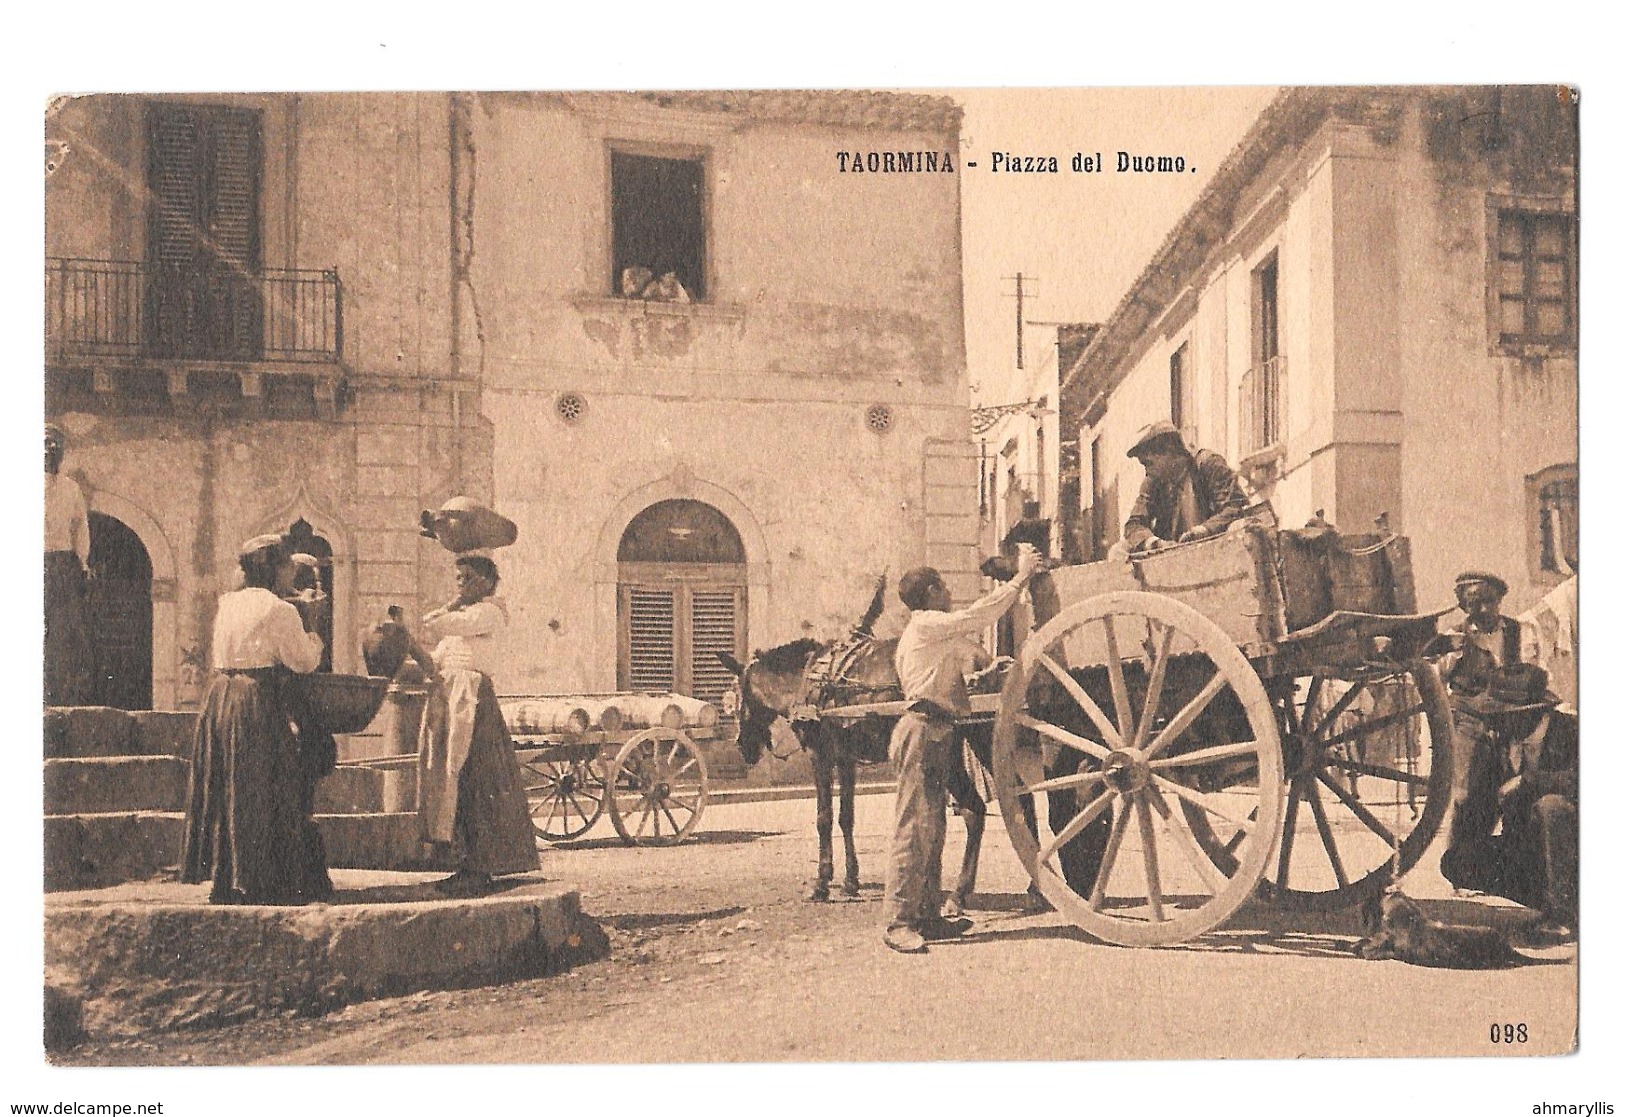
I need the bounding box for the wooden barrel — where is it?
[618,695,687,730]
[575,698,625,734]
[502,698,590,736]
[664,694,720,728]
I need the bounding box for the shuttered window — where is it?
[689,589,743,704]
[144,102,263,359]
[618,581,746,701]
[624,588,677,693]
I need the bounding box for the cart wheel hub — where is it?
[1103,750,1149,794]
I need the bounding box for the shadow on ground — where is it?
[542,829,782,852]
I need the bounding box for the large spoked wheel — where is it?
[606,728,710,846]
[521,751,607,842]
[1247,662,1452,910]
[992,591,1284,947]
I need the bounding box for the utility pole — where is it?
[1003,273,1038,369]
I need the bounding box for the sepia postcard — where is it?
[22,72,1600,1114]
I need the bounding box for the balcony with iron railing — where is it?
[46,258,346,416]
[1240,355,1286,456]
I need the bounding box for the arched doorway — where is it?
[617,499,747,704]
[86,513,153,710]
[286,517,334,672]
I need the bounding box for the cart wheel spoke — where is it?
[1306,678,1368,738]
[1037,653,1124,750]
[1276,777,1305,887]
[1037,788,1115,867]
[1327,756,1429,787]
[1025,769,1108,796]
[1015,713,1113,762]
[1136,793,1166,922]
[1147,740,1261,769]
[1088,801,1135,911]
[1132,624,1177,751]
[1319,703,1427,750]
[1143,674,1228,761]
[1099,614,1137,744]
[1315,768,1396,848]
[1148,784,1228,894]
[1306,778,1350,890]
[1150,774,1257,834]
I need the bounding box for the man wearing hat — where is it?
[1436,570,1577,943]
[44,423,94,705]
[1121,421,1248,553]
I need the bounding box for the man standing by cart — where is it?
[884,544,1040,954]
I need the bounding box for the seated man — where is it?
[1435,570,1577,943]
[1438,685,1577,943]
[1121,421,1248,552]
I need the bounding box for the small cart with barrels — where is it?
[982,518,1454,946]
[500,693,718,846]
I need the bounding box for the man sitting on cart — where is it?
[1435,571,1577,945]
[1121,421,1248,553]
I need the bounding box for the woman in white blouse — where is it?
[181,535,332,905]
[414,555,539,895]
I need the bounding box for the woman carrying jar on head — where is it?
[412,554,539,896]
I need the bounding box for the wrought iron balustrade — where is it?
[1240,355,1286,453]
[46,258,342,364]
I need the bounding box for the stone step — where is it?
[44,873,600,1041]
[316,812,429,871]
[45,756,189,815]
[313,766,386,814]
[45,810,438,891]
[44,812,184,892]
[43,708,197,760]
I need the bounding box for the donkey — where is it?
[718,578,1001,910]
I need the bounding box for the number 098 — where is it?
[1490,1023,1528,1043]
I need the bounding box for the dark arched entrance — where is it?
[617,499,746,704]
[86,513,153,710]
[286,518,334,672]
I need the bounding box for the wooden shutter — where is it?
[144,103,262,359]
[689,589,742,704]
[624,587,676,693]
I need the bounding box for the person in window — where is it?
[44,424,94,706]
[1121,421,1247,553]
[645,270,691,303]
[412,555,539,896]
[620,265,655,299]
[181,534,331,905]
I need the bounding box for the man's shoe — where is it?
[921,916,973,941]
[883,925,928,954]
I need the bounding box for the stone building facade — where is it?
[1060,87,1577,615]
[44,91,978,713]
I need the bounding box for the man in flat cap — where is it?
[1121,421,1247,553]
[1435,569,1577,943]
[44,424,94,706]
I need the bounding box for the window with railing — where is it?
[1243,253,1283,453]
[46,258,342,364]
[1527,463,1578,577]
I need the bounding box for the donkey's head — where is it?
[716,638,823,765]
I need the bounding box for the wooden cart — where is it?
[986,520,1454,946]
[501,693,715,847]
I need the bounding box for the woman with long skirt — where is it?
[181,535,332,905]
[414,555,539,896]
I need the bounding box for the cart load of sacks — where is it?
[500,693,720,737]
